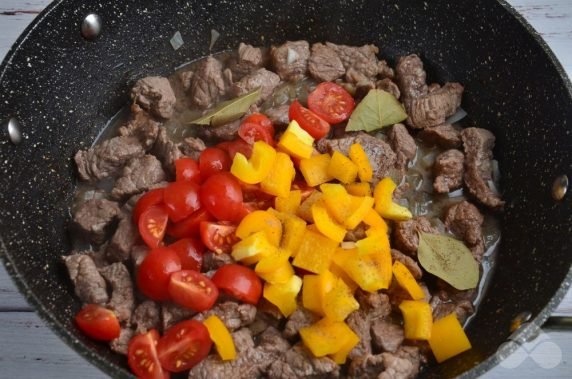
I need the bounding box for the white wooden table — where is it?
[1,0,571,378]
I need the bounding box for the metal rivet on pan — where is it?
[510,311,532,333]
[551,175,568,201]
[6,118,22,145]
[81,13,102,40]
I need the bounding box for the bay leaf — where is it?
[190,87,261,127]
[417,232,479,290]
[346,89,407,132]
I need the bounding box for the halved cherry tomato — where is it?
[128,329,169,379]
[212,264,262,305]
[163,181,201,223]
[167,208,214,239]
[292,179,315,201]
[168,270,219,311]
[237,199,274,219]
[217,139,253,160]
[238,113,275,145]
[137,247,182,301]
[199,147,231,180]
[133,189,164,224]
[240,182,276,203]
[168,238,205,271]
[199,172,244,222]
[288,99,331,139]
[199,222,239,254]
[307,82,356,124]
[175,158,201,183]
[75,304,120,342]
[139,205,169,248]
[157,320,212,372]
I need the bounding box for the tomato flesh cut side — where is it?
[200,222,240,254]
[75,304,121,342]
[157,320,212,372]
[288,100,331,139]
[307,82,356,124]
[212,264,262,305]
[139,205,169,248]
[168,270,219,312]
[128,329,169,379]
[137,247,182,301]
[218,139,253,159]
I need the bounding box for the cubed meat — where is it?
[344,223,367,242]
[267,344,340,379]
[106,216,138,262]
[431,298,474,324]
[378,346,421,379]
[193,301,257,331]
[230,43,266,80]
[180,70,194,91]
[131,301,161,334]
[73,198,120,245]
[393,216,438,256]
[109,328,134,355]
[130,245,149,272]
[161,302,196,331]
[391,249,423,279]
[111,155,166,200]
[347,310,372,359]
[264,104,290,127]
[191,56,227,109]
[258,326,292,354]
[388,123,417,172]
[433,149,465,194]
[348,353,385,379]
[99,263,134,322]
[131,76,176,119]
[407,82,464,129]
[232,68,280,102]
[418,123,462,148]
[152,127,183,174]
[377,60,395,79]
[196,119,241,142]
[283,307,319,339]
[180,136,207,160]
[376,78,401,100]
[118,107,160,149]
[444,200,486,261]
[371,319,404,353]
[308,42,346,82]
[326,42,380,79]
[395,54,428,102]
[63,253,109,304]
[202,251,236,272]
[271,40,311,81]
[355,289,392,321]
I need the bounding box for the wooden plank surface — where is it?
[1,0,571,378]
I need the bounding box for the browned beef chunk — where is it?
[283,307,319,339]
[267,344,340,379]
[131,76,176,119]
[395,54,428,102]
[191,56,227,109]
[152,127,183,174]
[326,42,379,79]
[345,66,375,86]
[161,302,196,330]
[118,107,160,149]
[193,302,256,331]
[180,137,206,160]
[378,60,395,79]
[111,155,166,200]
[308,42,345,82]
[462,127,504,208]
[388,123,417,172]
[196,119,241,142]
[348,353,385,379]
[106,216,138,262]
[264,104,291,127]
[391,249,422,279]
[316,132,397,183]
[431,297,474,324]
[258,326,292,353]
[371,319,404,353]
[387,281,430,309]
[347,310,372,359]
[232,68,280,102]
[229,43,265,80]
[378,346,421,379]
[131,301,161,334]
[180,70,194,91]
[408,83,464,129]
[418,123,462,148]
[444,200,486,261]
[73,199,120,244]
[202,251,235,272]
[433,149,465,194]
[99,263,134,322]
[376,78,401,99]
[63,254,109,304]
[393,216,438,256]
[109,327,134,355]
[355,290,392,321]
[344,223,367,242]
[130,245,149,272]
[271,40,310,81]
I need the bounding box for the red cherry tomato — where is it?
[138,205,169,248]
[157,320,212,372]
[199,172,244,222]
[288,100,331,139]
[163,181,201,223]
[74,304,120,342]
[199,147,231,180]
[168,238,204,271]
[307,82,356,124]
[168,270,219,312]
[217,139,253,160]
[212,264,262,305]
[128,330,169,379]
[238,113,275,145]
[175,158,201,183]
[137,247,182,301]
[292,179,316,201]
[166,208,214,239]
[133,188,164,224]
[199,222,240,254]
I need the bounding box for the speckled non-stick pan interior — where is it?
[0,0,571,377]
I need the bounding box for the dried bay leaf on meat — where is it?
[417,232,479,290]
[190,87,261,127]
[346,89,407,132]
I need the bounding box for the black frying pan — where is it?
[0,0,571,377]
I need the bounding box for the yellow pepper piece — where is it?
[373,177,412,221]
[392,261,426,300]
[275,190,302,214]
[330,327,360,364]
[302,270,336,315]
[255,248,291,274]
[330,260,359,293]
[322,277,359,322]
[429,314,472,363]
[345,182,371,197]
[257,260,295,284]
[343,252,390,292]
[300,154,334,187]
[399,300,433,340]
[231,231,275,264]
[263,275,302,317]
[277,120,314,159]
[292,228,337,274]
[300,318,356,357]
[344,195,375,230]
[236,210,282,246]
[231,141,277,184]
[348,143,373,182]
[260,152,295,198]
[362,208,388,230]
[312,200,346,243]
[296,191,323,223]
[203,315,236,361]
[268,208,307,255]
[356,233,390,257]
[320,183,353,224]
[328,151,359,184]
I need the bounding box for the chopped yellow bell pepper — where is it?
[275,190,302,214]
[322,277,359,322]
[203,315,236,361]
[255,248,291,274]
[362,208,388,230]
[231,141,277,184]
[277,121,314,159]
[263,275,302,317]
[329,327,360,364]
[268,209,307,255]
[260,152,295,198]
[296,191,323,223]
[344,195,375,230]
[399,300,433,340]
[429,314,472,363]
[345,182,372,197]
[330,260,359,293]
[257,260,295,284]
[302,270,336,315]
[300,318,356,357]
[231,231,275,264]
[300,153,334,187]
[392,261,426,300]
[292,228,337,274]
[348,143,373,182]
[235,210,282,246]
[373,177,412,221]
[327,151,359,184]
[356,233,390,257]
[320,183,353,224]
[342,251,391,292]
[312,200,346,243]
